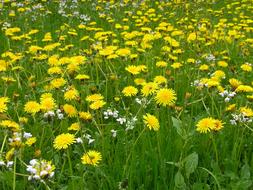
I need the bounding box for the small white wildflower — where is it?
[135,98,142,104]
[47,111,55,117]
[76,137,83,143]
[57,113,64,120]
[0,161,5,166]
[113,111,119,118]
[111,129,117,137]
[117,117,126,125]
[23,132,32,139]
[88,138,95,144]
[40,170,48,177]
[228,92,236,97]
[230,120,237,125]
[224,97,230,102]
[29,159,38,166]
[7,161,13,168]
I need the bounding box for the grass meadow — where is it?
[0,0,253,189]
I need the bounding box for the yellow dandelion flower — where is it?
[6,148,15,161]
[217,61,228,67]
[246,95,253,100]
[63,104,77,117]
[0,97,9,113]
[40,93,56,112]
[81,150,102,166]
[226,104,236,112]
[24,101,40,115]
[241,63,252,72]
[141,82,158,97]
[89,100,106,110]
[48,66,62,75]
[213,120,224,131]
[212,70,225,80]
[199,64,209,71]
[240,107,253,117]
[0,120,20,131]
[154,76,167,85]
[196,117,216,133]
[19,117,28,124]
[143,113,160,131]
[155,88,177,106]
[53,133,76,150]
[125,65,141,75]
[122,86,138,97]
[229,78,242,89]
[75,74,90,80]
[171,62,182,69]
[134,78,146,86]
[25,137,37,146]
[156,61,168,68]
[116,48,131,56]
[187,32,197,42]
[235,85,253,93]
[79,111,92,121]
[187,58,195,64]
[99,46,117,56]
[64,88,79,101]
[86,94,104,102]
[68,122,80,131]
[50,78,66,89]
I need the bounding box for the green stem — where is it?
[42,180,51,190]
[199,167,221,190]
[59,156,66,180]
[67,149,74,189]
[211,134,218,163]
[123,128,146,177]
[243,123,253,133]
[0,133,7,153]
[39,126,45,149]
[13,156,17,190]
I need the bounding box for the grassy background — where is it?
[1,0,253,189]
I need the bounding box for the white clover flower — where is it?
[27,159,55,181]
[117,117,126,125]
[228,92,236,97]
[57,113,64,120]
[76,137,83,143]
[0,161,5,166]
[224,97,230,102]
[29,159,37,166]
[111,129,117,137]
[23,132,32,139]
[84,134,95,144]
[40,170,48,177]
[7,161,13,168]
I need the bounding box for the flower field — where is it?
[0,0,253,189]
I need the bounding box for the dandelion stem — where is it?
[123,128,146,177]
[199,167,221,190]
[67,149,74,189]
[211,134,218,163]
[243,123,253,133]
[0,133,7,153]
[39,126,45,149]
[42,180,51,190]
[59,156,66,180]
[13,156,16,190]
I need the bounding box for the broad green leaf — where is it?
[234,180,252,190]
[192,183,210,190]
[240,163,250,180]
[184,152,198,178]
[171,116,184,137]
[175,171,186,189]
